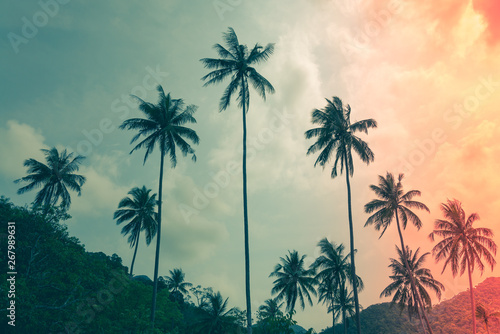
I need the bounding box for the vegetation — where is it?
[270,250,317,314]
[305,96,377,334]
[429,199,497,334]
[113,186,157,277]
[119,84,199,327]
[201,26,275,334]
[14,147,86,211]
[364,172,432,333]
[380,246,444,321]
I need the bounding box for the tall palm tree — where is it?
[193,291,243,334]
[311,239,363,333]
[364,172,432,333]
[270,250,317,315]
[164,268,192,296]
[113,186,157,277]
[201,27,275,334]
[119,85,199,327]
[381,246,444,326]
[305,97,376,333]
[14,147,86,211]
[429,199,497,334]
[476,303,500,334]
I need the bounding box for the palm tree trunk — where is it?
[241,81,252,334]
[129,231,140,277]
[467,256,477,334]
[332,300,336,334]
[394,211,431,334]
[151,150,165,328]
[343,156,361,334]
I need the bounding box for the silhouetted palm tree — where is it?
[270,250,317,315]
[381,246,444,325]
[257,298,284,321]
[332,284,357,334]
[429,199,497,334]
[119,85,199,327]
[305,97,376,333]
[113,186,157,277]
[164,268,192,296]
[201,27,275,334]
[15,147,86,211]
[476,303,500,334]
[311,239,363,333]
[193,291,243,334]
[364,172,432,333]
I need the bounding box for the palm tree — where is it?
[257,298,284,321]
[429,199,497,334]
[311,239,363,334]
[270,250,317,315]
[332,284,357,334]
[305,97,376,333]
[193,291,243,334]
[113,186,157,277]
[364,172,432,333]
[476,303,500,334]
[381,246,444,327]
[119,85,199,327]
[14,147,86,211]
[201,27,275,334]
[164,268,192,296]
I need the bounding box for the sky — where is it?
[1,0,500,330]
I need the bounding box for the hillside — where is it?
[319,277,500,334]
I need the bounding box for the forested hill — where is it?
[320,277,500,334]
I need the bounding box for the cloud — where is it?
[0,120,46,178]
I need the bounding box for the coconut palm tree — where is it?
[381,246,444,325]
[164,268,192,296]
[14,147,86,211]
[270,250,317,315]
[311,239,363,333]
[305,97,376,333]
[113,186,157,277]
[476,303,500,334]
[119,85,199,327]
[193,291,243,334]
[201,27,275,334]
[257,298,284,321]
[332,284,357,334]
[364,172,432,333]
[429,199,497,334]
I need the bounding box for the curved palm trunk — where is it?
[241,82,253,334]
[467,256,477,334]
[394,211,432,334]
[129,231,141,277]
[343,158,361,334]
[151,151,165,328]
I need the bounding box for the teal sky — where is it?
[2,0,500,330]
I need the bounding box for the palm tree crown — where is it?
[119,85,199,166]
[193,291,243,334]
[164,268,192,295]
[429,199,497,277]
[305,96,376,178]
[257,298,284,321]
[364,173,430,237]
[113,186,157,276]
[381,246,444,319]
[15,147,86,210]
[270,250,317,314]
[476,303,500,334]
[200,27,275,112]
